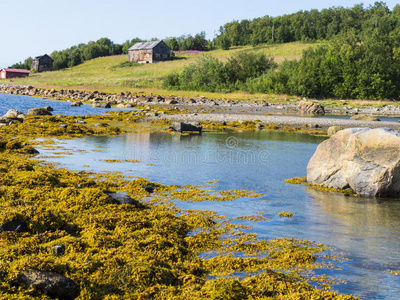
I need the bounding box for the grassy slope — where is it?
[4,42,322,100]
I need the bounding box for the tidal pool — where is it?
[36,129,400,300]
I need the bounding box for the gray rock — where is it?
[76,120,87,124]
[3,109,24,118]
[327,125,344,136]
[172,122,202,133]
[52,245,65,256]
[106,192,136,205]
[307,128,400,197]
[70,102,83,107]
[59,124,69,128]
[100,102,111,108]
[17,269,79,300]
[350,114,381,121]
[298,100,325,115]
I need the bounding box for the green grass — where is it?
[3,42,324,100]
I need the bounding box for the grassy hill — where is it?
[4,42,323,99]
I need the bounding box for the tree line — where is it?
[215,2,400,48]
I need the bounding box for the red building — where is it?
[0,68,30,79]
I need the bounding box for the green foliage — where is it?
[163,51,277,93]
[165,32,208,51]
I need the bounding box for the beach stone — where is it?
[52,245,65,256]
[70,102,83,107]
[100,102,111,108]
[3,109,24,118]
[350,114,381,121]
[106,192,136,205]
[17,269,79,300]
[298,100,325,115]
[327,125,344,136]
[307,128,400,197]
[27,108,52,116]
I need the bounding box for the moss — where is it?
[285,176,359,196]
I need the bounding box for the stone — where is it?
[165,99,178,105]
[307,128,400,197]
[0,219,28,233]
[17,269,79,300]
[106,192,137,205]
[327,126,344,136]
[172,122,202,133]
[100,102,111,108]
[52,245,65,256]
[27,108,52,116]
[43,106,54,112]
[59,124,69,129]
[76,120,87,124]
[70,102,83,107]
[298,100,325,115]
[3,109,24,118]
[350,114,381,121]
[143,186,155,193]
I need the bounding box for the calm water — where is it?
[0,93,136,116]
[2,93,400,299]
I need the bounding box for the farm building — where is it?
[0,68,30,79]
[32,54,53,72]
[128,40,171,63]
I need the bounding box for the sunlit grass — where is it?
[4,42,325,100]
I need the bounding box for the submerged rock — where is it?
[17,269,79,300]
[173,122,202,133]
[298,100,325,115]
[350,114,381,121]
[307,128,400,197]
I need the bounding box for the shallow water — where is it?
[0,93,135,116]
[2,93,400,299]
[37,130,400,300]
[317,114,400,123]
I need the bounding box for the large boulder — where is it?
[298,100,325,115]
[173,122,202,133]
[17,269,79,300]
[350,114,381,121]
[307,128,400,197]
[3,109,24,118]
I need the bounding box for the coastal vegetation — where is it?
[0,114,358,299]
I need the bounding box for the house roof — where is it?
[34,54,54,61]
[1,68,30,74]
[128,40,166,51]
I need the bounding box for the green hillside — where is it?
[4,42,320,99]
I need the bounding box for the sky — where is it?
[1,0,399,68]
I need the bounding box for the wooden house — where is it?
[32,54,53,72]
[128,40,171,63]
[0,68,30,79]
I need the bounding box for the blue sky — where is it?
[1,0,399,68]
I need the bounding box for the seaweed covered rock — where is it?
[350,114,381,121]
[307,128,400,197]
[0,219,28,233]
[17,270,79,300]
[298,100,325,115]
[27,107,53,116]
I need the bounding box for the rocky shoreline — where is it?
[2,84,400,130]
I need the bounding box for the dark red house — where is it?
[0,68,30,79]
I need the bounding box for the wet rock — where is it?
[0,219,28,233]
[165,99,178,105]
[106,192,137,205]
[43,106,54,112]
[76,120,87,124]
[350,114,381,121]
[52,245,65,256]
[17,269,79,300]
[70,102,83,107]
[327,126,344,136]
[298,100,325,115]
[143,186,155,193]
[172,122,202,133]
[307,128,400,197]
[100,102,111,108]
[27,108,52,116]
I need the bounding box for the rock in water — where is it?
[307,128,400,197]
[27,108,52,116]
[17,270,79,300]
[298,100,325,115]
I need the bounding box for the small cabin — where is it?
[32,54,53,72]
[128,40,171,63]
[0,68,30,79]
